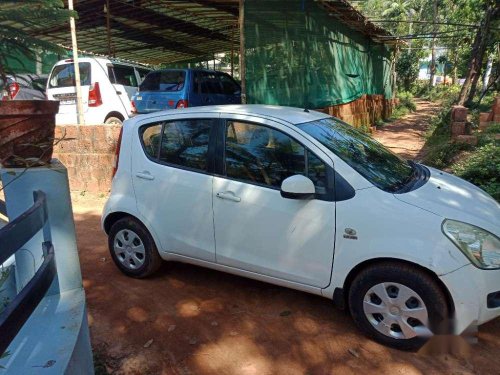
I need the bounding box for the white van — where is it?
[46,57,151,125]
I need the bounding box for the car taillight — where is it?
[131,100,137,114]
[112,127,123,178]
[7,82,20,99]
[176,99,188,109]
[89,82,103,107]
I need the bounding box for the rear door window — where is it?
[219,73,240,95]
[140,119,216,172]
[109,65,138,87]
[49,63,91,87]
[196,72,223,94]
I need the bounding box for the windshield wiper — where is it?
[391,161,419,193]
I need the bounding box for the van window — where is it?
[49,63,91,87]
[219,73,240,95]
[195,72,223,94]
[139,71,185,92]
[136,68,151,83]
[109,65,138,87]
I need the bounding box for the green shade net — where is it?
[244,0,394,108]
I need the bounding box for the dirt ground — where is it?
[373,99,441,160]
[73,100,500,374]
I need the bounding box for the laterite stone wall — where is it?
[52,125,121,193]
[317,94,397,130]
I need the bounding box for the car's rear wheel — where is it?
[104,116,123,125]
[348,262,449,350]
[108,217,162,278]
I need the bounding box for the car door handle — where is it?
[136,171,155,180]
[216,192,241,202]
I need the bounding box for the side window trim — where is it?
[218,118,335,201]
[138,118,220,176]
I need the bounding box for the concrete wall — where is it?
[53,125,121,193]
[53,97,396,193]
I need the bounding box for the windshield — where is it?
[297,118,414,192]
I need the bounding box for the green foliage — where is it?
[0,1,75,82]
[423,138,474,168]
[452,143,500,200]
[396,51,420,91]
[397,90,417,111]
[420,85,461,106]
[483,123,500,134]
[422,91,500,200]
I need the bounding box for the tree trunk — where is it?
[481,54,493,96]
[428,0,438,88]
[457,4,497,106]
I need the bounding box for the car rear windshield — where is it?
[140,71,186,92]
[297,117,414,192]
[49,62,91,88]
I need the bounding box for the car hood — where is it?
[394,166,500,236]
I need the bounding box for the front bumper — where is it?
[440,264,500,334]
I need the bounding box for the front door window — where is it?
[224,121,328,193]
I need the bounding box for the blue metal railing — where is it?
[0,191,57,355]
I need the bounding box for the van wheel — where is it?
[104,116,123,125]
[108,217,162,278]
[348,262,449,350]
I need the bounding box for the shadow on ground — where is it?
[72,203,500,375]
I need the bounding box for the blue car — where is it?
[132,69,241,114]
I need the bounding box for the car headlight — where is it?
[442,219,500,270]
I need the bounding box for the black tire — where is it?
[104,116,123,125]
[108,216,162,278]
[348,262,449,351]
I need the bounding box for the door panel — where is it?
[213,119,336,288]
[132,116,217,261]
[107,64,140,115]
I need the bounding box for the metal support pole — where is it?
[230,24,235,77]
[68,0,84,125]
[239,0,246,103]
[106,0,112,56]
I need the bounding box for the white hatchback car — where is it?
[47,57,151,125]
[102,105,500,350]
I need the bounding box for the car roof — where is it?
[132,105,330,125]
[151,68,227,74]
[54,57,150,69]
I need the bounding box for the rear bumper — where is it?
[440,264,500,334]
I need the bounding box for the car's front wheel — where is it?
[108,217,162,278]
[348,262,449,350]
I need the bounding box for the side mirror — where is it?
[280,175,315,200]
